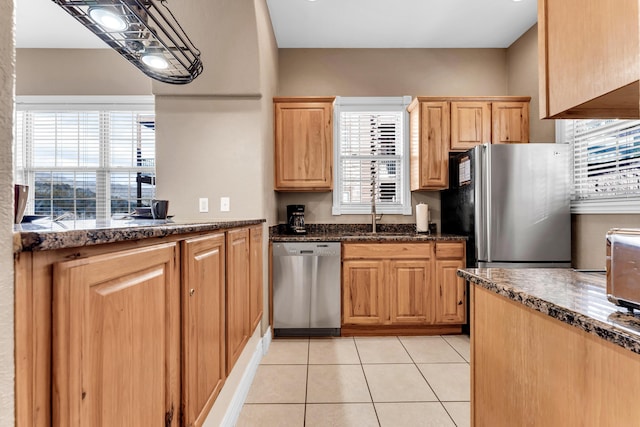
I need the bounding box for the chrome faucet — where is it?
[371,196,382,233]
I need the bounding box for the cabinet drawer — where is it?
[343,243,432,260]
[435,242,465,259]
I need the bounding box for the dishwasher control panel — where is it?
[272,242,340,257]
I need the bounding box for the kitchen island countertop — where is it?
[458,268,640,355]
[13,218,266,252]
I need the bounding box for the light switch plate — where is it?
[220,197,230,212]
[199,198,209,213]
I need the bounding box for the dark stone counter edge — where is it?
[16,219,266,253]
[458,270,640,356]
[270,234,468,242]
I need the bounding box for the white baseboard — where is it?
[262,326,272,355]
[220,326,271,427]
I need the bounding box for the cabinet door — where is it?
[249,225,264,333]
[539,0,639,118]
[434,259,466,324]
[226,228,251,375]
[274,99,334,191]
[52,243,180,427]
[491,102,529,144]
[389,260,432,324]
[182,234,226,427]
[410,101,449,190]
[450,101,491,151]
[342,260,386,325]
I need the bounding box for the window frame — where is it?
[14,96,155,221]
[332,96,412,216]
[558,119,640,214]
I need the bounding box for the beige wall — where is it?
[276,48,510,227]
[151,0,261,97]
[572,215,640,269]
[0,0,15,424]
[16,49,151,95]
[279,48,508,97]
[506,24,556,142]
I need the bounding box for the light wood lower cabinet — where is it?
[249,225,264,332]
[342,242,465,333]
[226,228,251,375]
[389,260,432,324]
[471,285,640,426]
[342,260,386,325]
[52,243,180,427]
[182,234,226,427]
[434,242,466,324]
[17,225,264,427]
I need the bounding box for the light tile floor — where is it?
[237,335,470,427]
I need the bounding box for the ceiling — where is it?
[16,0,538,49]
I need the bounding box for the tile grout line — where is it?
[354,336,383,427]
[303,338,310,427]
[399,335,460,427]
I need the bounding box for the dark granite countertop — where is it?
[458,268,640,355]
[270,223,467,243]
[14,218,265,252]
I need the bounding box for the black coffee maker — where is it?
[286,204,306,234]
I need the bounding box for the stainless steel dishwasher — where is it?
[272,242,341,337]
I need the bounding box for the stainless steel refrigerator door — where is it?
[485,144,571,263]
[272,253,312,329]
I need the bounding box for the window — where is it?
[14,96,155,221]
[332,97,412,215]
[560,119,640,213]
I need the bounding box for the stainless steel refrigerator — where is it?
[442,143,571,268]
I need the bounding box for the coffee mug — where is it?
[14,184,29,224]
[151,199,169,220]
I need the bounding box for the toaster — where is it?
[606,228,640,313]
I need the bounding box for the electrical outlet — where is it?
[220,197,230,212]
[199,198,209,213]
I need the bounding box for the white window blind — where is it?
[564,119,640,213]
[333,97,411,215]
[14,98,155,221]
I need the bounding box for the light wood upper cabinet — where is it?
[409,97,530,190]
[538,0,639,119]
[451,102,491,151]
[182,234,226,427]
[491,102,529,144]
[249,225,264,332]
[274,97,335,191]
[52,243,180,427]
[408,100,450,190]
[226,228,251,375]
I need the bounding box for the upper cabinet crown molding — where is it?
[274,97,335,192]
[538,0,640,119]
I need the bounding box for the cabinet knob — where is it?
[189,288,195,296]
[458,300,463,305]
